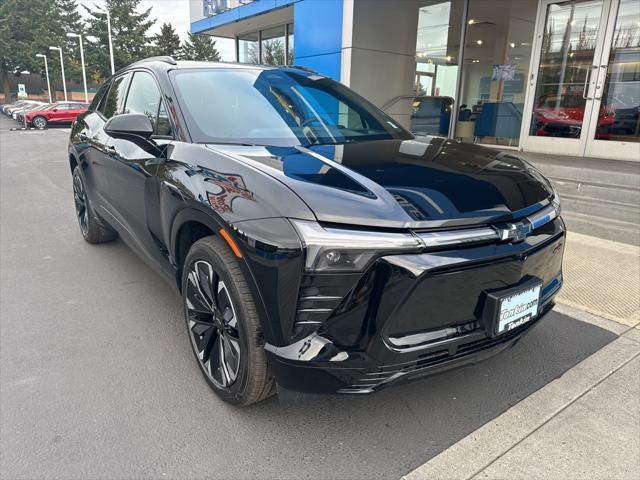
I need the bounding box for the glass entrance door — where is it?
[522,0,612,156]
[585,0,640,159]
[523,0,639,159]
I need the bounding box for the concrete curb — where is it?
[402,328,640,480]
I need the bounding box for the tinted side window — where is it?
[124,71,172,136]
[99,75,128,119]
[156,101,172,136]
[88,83,109,111]
[124,72,161,125]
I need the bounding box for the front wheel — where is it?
[182,235,274,406]
[32,116,47,129]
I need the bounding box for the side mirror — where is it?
[104,113,154,138]
[52,108,58,112]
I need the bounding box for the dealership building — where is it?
[190,0,639,162]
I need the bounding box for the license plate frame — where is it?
[481,278,543,337]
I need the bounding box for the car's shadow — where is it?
[90,238,616,480]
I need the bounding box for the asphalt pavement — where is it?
[0,115,621,479]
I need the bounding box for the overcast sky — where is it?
[80,0,236,60]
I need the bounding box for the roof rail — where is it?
[132,56,178,66]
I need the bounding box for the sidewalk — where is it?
[403,232,640,480]
[404,324,639,480]
[559,232,639,326]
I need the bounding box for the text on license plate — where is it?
[497,285,541,334]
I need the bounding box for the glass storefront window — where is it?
[238,32,259,64]
[236,25,294,66]
[458,0,537,146]
[595,0,640,142]
[383,0,464,135]
[287,23,294,65]
[261,25,286,66]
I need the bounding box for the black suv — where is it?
[69,57,565,405]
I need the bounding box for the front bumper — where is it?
[265,217,566,394]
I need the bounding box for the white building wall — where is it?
[341,0,420,128]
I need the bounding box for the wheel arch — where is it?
[170,207,277,344]
[69,152,79,174]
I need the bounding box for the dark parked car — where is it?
[68,57,565,405]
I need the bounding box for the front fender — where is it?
[169,208,304,346]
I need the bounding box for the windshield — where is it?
[170,68,412,147]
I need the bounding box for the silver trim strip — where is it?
[416,203,559,249]
[527,203,558,230]
[418,227,498,248]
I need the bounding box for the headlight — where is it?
[291,220,422,272]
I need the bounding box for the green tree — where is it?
[83,0,155,82]
[180,32,221,61]
[151,22,181,58]
[49,0,86,86]
[262,39,285,66]
[0,0,82,100]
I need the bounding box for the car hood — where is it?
[206,137,554,229]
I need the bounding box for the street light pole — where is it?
[67,33,88,102]
[49,46,67,101]
[35,54,52,104]
[106,10,115,75]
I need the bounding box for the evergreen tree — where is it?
[180,32,221,62]
[261,39,285,66]
[83,0,155,82]
[50,0,86,85]
[151,23,181,58]
[0,0,69,99]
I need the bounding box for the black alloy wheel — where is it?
[71,166,118,244]
[182,236,274,405]
[73,172,89,236]
[185,260,242,388]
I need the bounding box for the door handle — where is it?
[104,145,117,155]
[582,65,598,100]
[594,65,608,101]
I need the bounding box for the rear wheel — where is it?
[182,235,274,406]
[32,116,47,129]
[72,166,117,244]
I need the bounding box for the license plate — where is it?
[496,284,541,335]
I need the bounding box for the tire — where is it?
[182,235,275,406]
[32,115,47,129]
[72,166,118,244]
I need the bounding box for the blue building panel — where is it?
[191,0,344,81]
[295,51,342,80]
[293,0,343,59]
[293,0,343,81]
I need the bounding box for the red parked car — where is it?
[533,93,614,139]
[26,101,89,129]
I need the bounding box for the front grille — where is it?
[340,305,551,393]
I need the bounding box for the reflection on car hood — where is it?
[206,136,553,229]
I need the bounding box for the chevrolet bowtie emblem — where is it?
[495,222,532,243]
